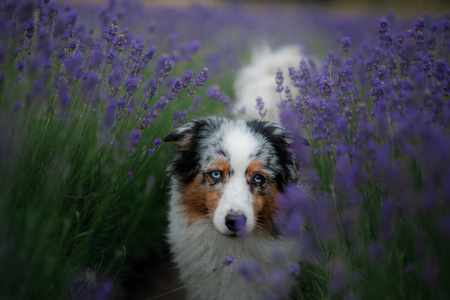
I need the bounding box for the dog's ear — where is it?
[165,118,211,183]
[246,120,299,187]
[164,122,196,147]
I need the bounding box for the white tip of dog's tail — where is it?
[233,44,305,123]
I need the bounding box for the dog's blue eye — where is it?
[253,174,266,184]
[210,170,222,180]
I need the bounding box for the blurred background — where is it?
[58,0,449,14]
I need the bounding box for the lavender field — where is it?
[0,0,449,299]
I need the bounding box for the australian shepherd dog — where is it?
[165,116,298,299]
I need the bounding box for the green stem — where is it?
[113,245,127,281]
[148,268,219,300]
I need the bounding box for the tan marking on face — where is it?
[175,133,192,147]
[206,157,230,177]
[252,184,280,235]
[247,160,280,235]
[247,160,266,178]
[181,158,230,226]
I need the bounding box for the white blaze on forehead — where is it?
[210,123,264,235]
[222,125,261,171]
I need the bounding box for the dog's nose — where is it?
[225,213,247,233]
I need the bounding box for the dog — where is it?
[165,116,298,299]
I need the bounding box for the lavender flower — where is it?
[158,60,175,83]
[17,60,25,72]
[108,65,124,89]
[142,45,156,64]
[172,109,188,128]
[289,263,300,277]
[206,85,230,105]
[182,39,202,60]
[222,256,234,267]
[58,82,71,112]
[106,48,116,65]
[275,68,284,93]
[82,72,100,104]
[13,100,23,113]
[95,281,114,300]
[144,78,158,101]
[112,34,127,52]
[414,17,426,32]
[130,129,141,148]
[182,70,193,88]
[170,78,183,95]
[102,23,118,43]
[148,137,162,154]
[24,18,35,39]
[129,39,144,64]
[65,51,83,82]
[103,101,117,129]
[341,37,352,53]
[193,67,210,88]
[377,17,389,36]
[124,74,137,96]
[404,263,415,274]
[88,49,103,71]
[255,96,267,118]
[189,95,203,113]
[324,49,336,75]
[236,106,246,116]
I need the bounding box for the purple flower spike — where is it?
[182,70,194,88]
[172,109,188,128]
[255,96,268,118]
[222,256,234,267]
[58,82,71,112]
[153,138,162,149]
[159,60,175,81]
[13,101,23,113]
[194,67,210,88]
[170,78,183,95]
[17,59,25,72]
[275,68,284,93]
[24,18,35,39]
[404,263,415,274]
[95,281,114,300]
[142,45,156,64]
[124,74,137,96]
[377,17,389,35]
[65,51,84,82]
[289,263,300,277]
[341,37,352,53]
[130,130,141,148]
[207,85,230,105]
[108,65,124,89]
[144,78,158,101]
[89,49,103,71]
[103,23,118,43]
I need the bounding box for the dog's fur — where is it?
[234,44,305,123]
[165,116,297,299]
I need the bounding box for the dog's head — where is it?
[165,116,296,236]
